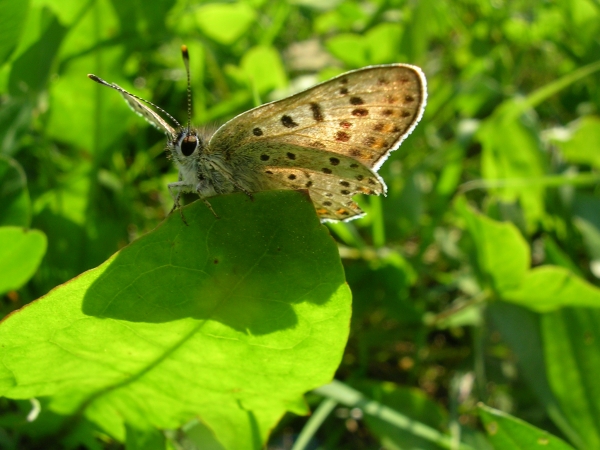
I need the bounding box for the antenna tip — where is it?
[181,45,189,58]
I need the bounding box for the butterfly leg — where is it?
[167,181,191,226]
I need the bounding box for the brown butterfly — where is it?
[89,46,427,222]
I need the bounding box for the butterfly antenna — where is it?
[87,74,182,128]
[181,45,192,132]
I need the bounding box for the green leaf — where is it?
[543,308,600,448]
[456,197,529,293]
[0,0,29,65]
[0,226,47,295]
[503,266,600,312]
[479,404,575,449]
[0,191,351,450]
[359,382,447,450]
[325,33,367,67]
[195,3,257,45]
[240,45,287,95]
[558,116,600,170]
[8,8,67,96]
[0,155,30,227]
[477,119,546,231]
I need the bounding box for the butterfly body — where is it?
[89,56,426,222]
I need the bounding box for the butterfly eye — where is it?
[180,135,198,156]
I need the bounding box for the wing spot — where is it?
[352,108,368,117]
[337,208,350,215]
[260,154,269,161]
[287,152,296,160]
[288,174,297,180]
[335,131,350,142]
[378,77,389,85]
[305,181,313,188]
[368,178,376,185]
[401,110,411,117]
[312,141,326,149]
[281,115,299,128]
[253,127,263,136]
[383,109,394,116]
[350,148,363,158]
[309,102,324,122]
[340,87,349,95]
[329,157,340,166]
[316,208,329,215]
[350,163,359,168]
[265,170,273,175]
[340,77,349,84]
[339,120,352,128]
[405,95,415,103]
[340,181,350,187]
[350,96,364,105]
[374,123,384,132]
[323,201,332,206]
[385,94,397,104]
[325,193,333,197]
[322,168,332,174]
[356,175,364,181]
[340,190,351,195]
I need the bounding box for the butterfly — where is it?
[88,46,427,222]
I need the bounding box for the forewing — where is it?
[209,64,426,171]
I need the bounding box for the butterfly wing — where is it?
[208,64,426,221]
[88,74,176,137]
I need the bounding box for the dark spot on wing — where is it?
[340,190,351,195]
[281,115,298,128]
[340,181,350,187]
[335,131,350,142]
[253,127,263,136]
[305,181,313,188]
[288,174,296,180]
[322,168,332,174]
[329,157,340,165]
[340,120,352,128]
[401,110,411,117]
[405,95,415,103]
[287,152,296,160]
[340,87,348,95]
[260,154,269,161]
[309,102,324,122]
[350,97,364,105]
[352,108,368,117]
[356,175,363,180]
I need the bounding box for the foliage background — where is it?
[1,0,600,449]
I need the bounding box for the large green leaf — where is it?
[0,190,351,450]
[479,404,575,450]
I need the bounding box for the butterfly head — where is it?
[173,128,205,159]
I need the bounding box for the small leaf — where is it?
[0,155,30,227]
[456,197,529,293]
[0,226,47,295]
[503,266,600,312]
[195,3,257,45]
[479,404,575,449]
[543,308,600,449]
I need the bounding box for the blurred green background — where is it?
[2,0,600,448]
